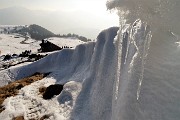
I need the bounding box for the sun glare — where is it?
[74,1,106,12]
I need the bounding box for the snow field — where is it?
[0,77,82,120]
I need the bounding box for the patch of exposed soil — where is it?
[39,86,47,95]
[40,114,51,120]
[13,116,24,120]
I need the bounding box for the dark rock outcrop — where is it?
[39,40,62,52]
[28,54,47,61]
[43,84,64,100]
[19,50,31,57]
[3,54,11,61]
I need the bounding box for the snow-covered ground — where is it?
[0,34,84,55]
[0,34,40,55]
[47,37,85,49]
[1,79,82,120]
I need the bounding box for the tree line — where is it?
[55,33,91,42]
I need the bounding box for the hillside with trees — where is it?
[56,33,92,42]
[17,24,55,40]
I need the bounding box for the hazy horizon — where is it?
[0,0,119,39]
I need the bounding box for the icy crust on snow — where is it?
[70,27,119,120]
[71,20,151,120]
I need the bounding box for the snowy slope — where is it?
[47,37,84,49]
[0,79,82,120]
[0,34,40,55]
